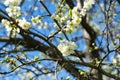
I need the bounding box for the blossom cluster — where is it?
[4,0,21,18]
[1,0,32,37]
[18,18,31,30]
[31,16,49,29]
[51,0,95,33]
[52,0,95,55]
[6,6,21,18]
[2,19,20,37]
[80,0,95,16]
[57,40,77,56]
[51,3,69,22]
[66,0,95,32]
[31,16,42,25]
[65,17,81,33]
[1,18,32,35]
[4,0,22,6]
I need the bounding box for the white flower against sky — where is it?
[18,18,31,30]
[72,6,81,19]
[71,0,95,18]
[65,20,76,33]
[60,15,68,22]
[57,40,77,56]
[65,18,81,33]
[1,19,10,28]
[6,6,21,18]
[64,0,95,33]
[31,16,41,25]
[80,0,95,16]
[2,19,20,37]
[72,17,81,26]
[2,19,13,31]
[4,0,22,6]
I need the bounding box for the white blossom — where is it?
[31,16,41,25]
[65,18,81,33]
[60,15,68,22]
[65,0,95,33]
[1,19,10,27]
[72,17,81,26]
[6,6,21,18]
[80,0,95,16]
[18,18,31,30]
[72,6,81,19]
[2,19,20,37]
[57,40,77,56]
[2,19,13,31]
[65,20,76,33]
[4,0,22,6]
[72,0,95,18]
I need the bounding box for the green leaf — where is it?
[34,56,39,61]
[57,36,63,40]
[68,9,72,18]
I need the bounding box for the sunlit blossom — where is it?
[31,16,42,25]
[4,0,22,6]
[57,40,77,56]
[6,6,21,18]
[18,18,31,30]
